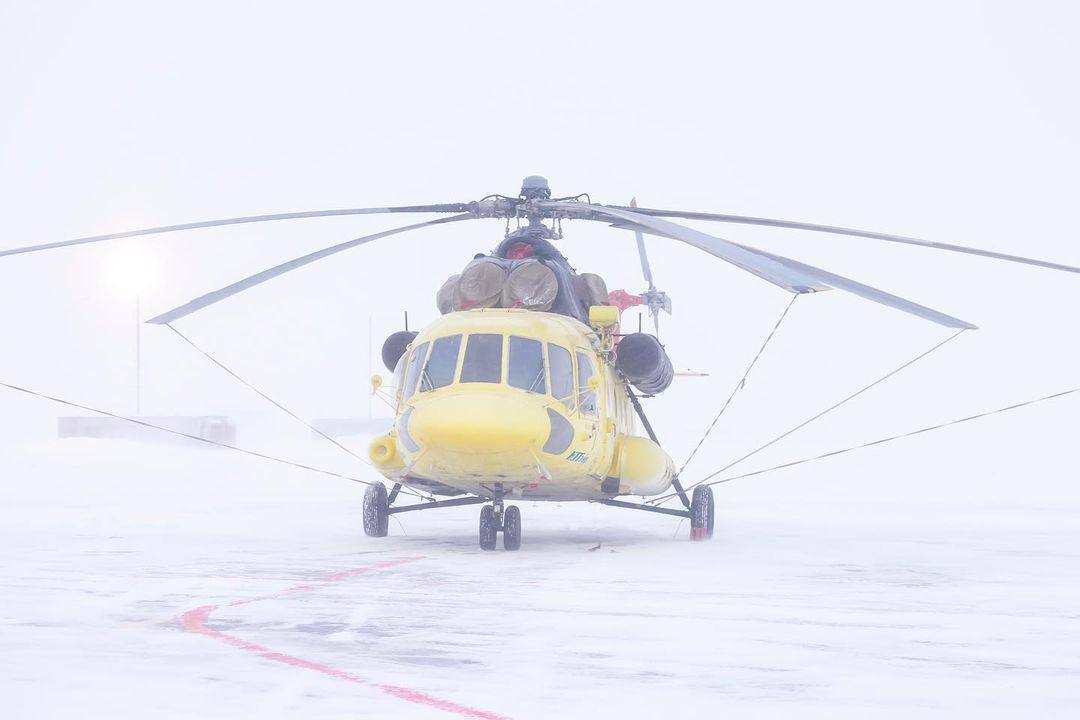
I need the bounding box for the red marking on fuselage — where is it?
[177,557,509,720]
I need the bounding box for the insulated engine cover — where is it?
[381,330,418,372]
[616,333,674,394]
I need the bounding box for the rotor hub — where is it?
[519,175,551,200]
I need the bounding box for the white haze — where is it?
[2,3,1080,717]
[2,1,1079,502]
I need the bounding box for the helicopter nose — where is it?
[407,393,548,453]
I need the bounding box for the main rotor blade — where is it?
[603,205,1080,275]
[544,201,976,329]
[147,213,473,325]
[736,243,977,329]
[0,203,472,258]
[546,202,831,294]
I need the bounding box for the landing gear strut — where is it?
[478,499,522,551]
[363,485,492,541]
[596,485,716,541]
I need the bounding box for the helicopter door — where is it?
[576,351,599,418]
[573,350,605,473]
[548,344,575,411]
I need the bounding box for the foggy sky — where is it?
[1,0,1078,503]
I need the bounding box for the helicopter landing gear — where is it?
[478,500,522,551]
[363,483,389,537]
[596,489,712,542]
[479,505,498,551]
[690,485,714,541]
[503,505,522,551]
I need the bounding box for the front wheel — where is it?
[363,483,389,537]
[479,505,498,551]
[503,505,522,551]
[689,486,714,541]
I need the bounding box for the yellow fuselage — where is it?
[369,309,674,501]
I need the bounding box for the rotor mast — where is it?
[519,175,553,230]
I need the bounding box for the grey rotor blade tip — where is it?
[604,205,1080,276]
[0,203,472,258]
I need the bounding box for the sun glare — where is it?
[103,244,157,295]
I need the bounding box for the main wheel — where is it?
[689,486,714,541]
[503,505,522,551]
[479,505,498,551]
[363,483,389,537]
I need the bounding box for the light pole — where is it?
[367,314,373,420]
[135,293,142,416]
[102,243,155,417]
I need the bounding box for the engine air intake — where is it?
[616,333,674,394]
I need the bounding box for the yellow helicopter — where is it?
[4,175,1080,551]
[365,305,681,551]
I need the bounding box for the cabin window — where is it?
[549,344,574,409]
[420,334,462,391]
[508,336,547,394]
[403,342,429,398]
[576,351,598,416]
[461,333,503,383]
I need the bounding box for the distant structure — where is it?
[58,415,237,446]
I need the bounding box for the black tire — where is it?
[690,486,714,541]
[363,483,389,538]
[503,505,522,551]
[479,505,498,551]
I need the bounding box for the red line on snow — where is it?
[177,557,508,720]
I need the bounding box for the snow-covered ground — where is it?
[4,438,1079,719]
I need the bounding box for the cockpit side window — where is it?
[403,342,429,399]
[508,336,546,394]
[420,334,462,392]
[392,351,408,401]
[460,334,503,383]
[576,351,598,416]
[549,344,574,410]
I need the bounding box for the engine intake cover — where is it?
[616,333,674,394]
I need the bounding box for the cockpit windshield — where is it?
[397,332,595,415]
[420,334,461,392]
[508,336,546,394]
[461,333,503,383]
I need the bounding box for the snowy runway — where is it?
[4,441,1079,718]
[175,557,509,719]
